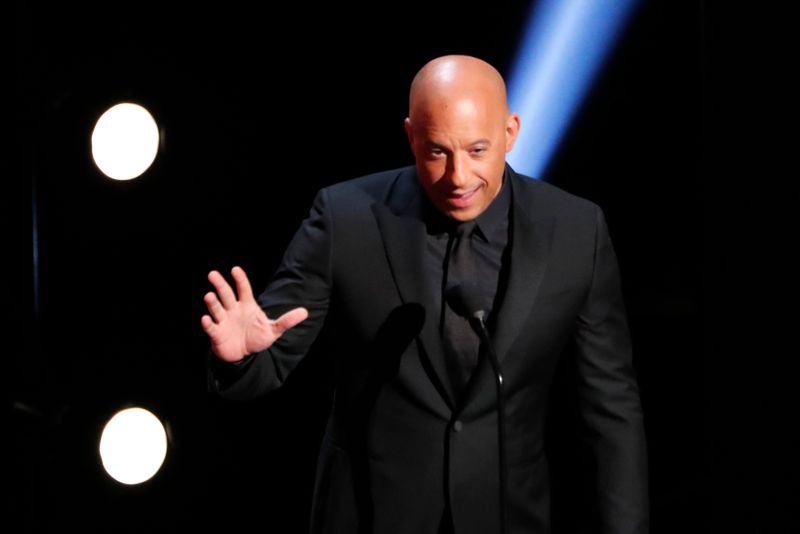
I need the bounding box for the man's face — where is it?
[405,96,519,221]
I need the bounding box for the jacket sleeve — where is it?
[208,188,334,399]
[573,206,650,533]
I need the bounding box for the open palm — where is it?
[201,266,308,363]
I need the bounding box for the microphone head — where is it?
[445,283,486,322]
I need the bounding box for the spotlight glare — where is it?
[506,0,640,179]
[91,102,160,181]
[99,407,168,485]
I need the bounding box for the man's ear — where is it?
[404,117,414,147]
[505,112,521,152]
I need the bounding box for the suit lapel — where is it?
[372,169,457,409]
[492,172,555,364]
[458,171,555,411]
[371,167,555,411]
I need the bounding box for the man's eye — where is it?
[430,148,444,156]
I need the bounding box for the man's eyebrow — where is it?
[469,138,491,146]
[423,139,491,149]
[424,141,448,149]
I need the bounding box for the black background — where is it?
[13,1,725,532]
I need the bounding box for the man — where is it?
[202,55,649,533]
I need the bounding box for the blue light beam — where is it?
[506,0,640,179]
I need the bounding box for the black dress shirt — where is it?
[422,170,512,393]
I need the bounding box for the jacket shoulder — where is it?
[322,166,414,204]
[510,168,601,220]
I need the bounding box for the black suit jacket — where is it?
[211,165,649,533]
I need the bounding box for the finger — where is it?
[231,266,255,304]
[272,307,309,335]
[200,314,217,335]
[208,270,238,309]
[204,291,227,323]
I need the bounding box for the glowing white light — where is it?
[506,0,640,179]
[99,407,168,485]
[91,103,160,181]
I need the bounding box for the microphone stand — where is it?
[469,309,509,534]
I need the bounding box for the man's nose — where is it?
[445,154,468,188]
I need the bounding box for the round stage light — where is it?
[99,406,168,485]
[91,103,160,181]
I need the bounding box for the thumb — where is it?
[272,307,309,335]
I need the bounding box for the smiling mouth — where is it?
[446,185,481,207]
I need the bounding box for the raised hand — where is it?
[201,266,308,363]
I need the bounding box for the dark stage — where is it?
[14,1,720,532]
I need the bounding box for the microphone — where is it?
[447,284,509,534]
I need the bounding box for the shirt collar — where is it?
[472,167,510,243]
[423,167,511,242]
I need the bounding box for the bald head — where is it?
[404,55,520,221]
[409,55,510,121]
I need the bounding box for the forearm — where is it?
[207,188,334,399]
[207,347,286,399]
